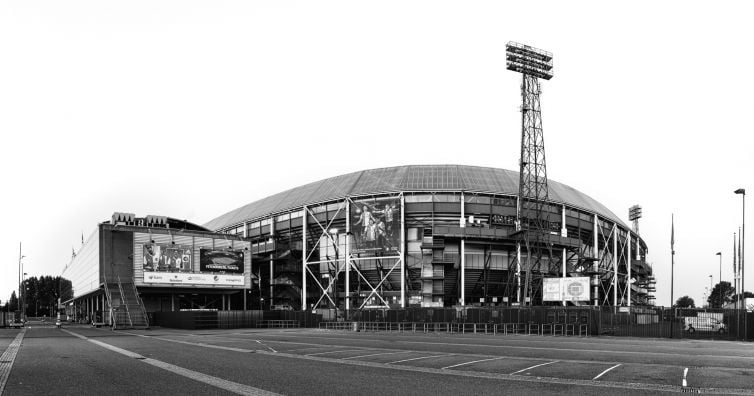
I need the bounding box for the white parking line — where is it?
[63,329,279,396]
[306,349,369,356]
[592,364,621,380]
[388,354,453,364]
[342,351,409,360]
[510,360,559,375]
[255,340,277,353]
[682,367,688,387]
[442,356,505,370]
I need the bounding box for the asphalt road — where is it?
[2,322,754,395]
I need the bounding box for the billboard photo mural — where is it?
[142,244,192,272]
[199,249,245,273]
[351,196,400,254]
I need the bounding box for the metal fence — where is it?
[153,310,322,330]
[149,306,753,340]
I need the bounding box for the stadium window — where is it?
[405,194,432,203]
[433,193,460,203]
[327,202,344,212]
[276,213,290,222]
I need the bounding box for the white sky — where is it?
[1,1,751,308]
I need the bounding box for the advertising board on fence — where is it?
[543,277,590,302]
[143,272,245,286]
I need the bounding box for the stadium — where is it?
[205,164,655,312]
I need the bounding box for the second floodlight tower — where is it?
[506,42,554,305]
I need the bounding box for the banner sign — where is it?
[199,249,245,273]
[143,271,245,286]
[351,196,400,254]
[142,244,192,271]
[542,277,590,302]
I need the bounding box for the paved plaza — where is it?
[2,322,754,395]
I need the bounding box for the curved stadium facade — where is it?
[206,165,654,310]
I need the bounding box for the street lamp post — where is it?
[18,242,25,321]
[734,188,745,339]
[716,252,722,287]
[709,274,713,307]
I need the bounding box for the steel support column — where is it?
[400,194,406,308]
[613,225,618,308]
[593,214,599,306]
[345,199,351,311]
[562,204,566,306]
[460,192,465,307]
[302,205,307,311]
[626,231,632,307]
[461,239,465,306]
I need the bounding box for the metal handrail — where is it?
[117,276,133,328]
[131,281,149,328]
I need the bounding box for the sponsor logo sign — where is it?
[143,271,245,286]
[199,249,245,273]
[543,277,590,302]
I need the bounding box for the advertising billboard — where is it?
[199,249,245,273]
[542,277,590,302]
[143,272,244,286]
[142,244,192,272]
[351,196,400,254]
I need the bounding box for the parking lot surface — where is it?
[2,324,754,395]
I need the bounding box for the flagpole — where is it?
[671,214,675,306]
[671,214,675,338]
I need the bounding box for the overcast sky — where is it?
[1,1,751,308]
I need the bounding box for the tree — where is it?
[707,281,736,308]
[18,276,73,317]
[4,291,19,312]
[674,295,695,308]
[732,291,754,302]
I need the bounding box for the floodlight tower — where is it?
[629,205,642,235]
[506,42,554,305]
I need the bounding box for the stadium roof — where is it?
[204,165,626,231]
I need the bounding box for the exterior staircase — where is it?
[107,276,149,329]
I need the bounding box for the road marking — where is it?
[116,331,257,353]
[0,328,26,395]
[306,349,369,356]
[63,329,279,396]
[442,356,505,370]
[388,354,453,364]
[682,367,688,387]
[286,346,331,353]
[260,350,746,394]
[252,332,754,361]
[342,351,409,360]
[255,340,277,353]
[510,360,559,375]
[592,364,621,380]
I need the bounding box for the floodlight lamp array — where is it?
[628,205,643,221]
[506,41,553,80]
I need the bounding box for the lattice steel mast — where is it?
[506,42,554,305]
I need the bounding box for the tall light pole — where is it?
[716,251,722,290]
[734,188,745,339]
[18,242,26,321]
[506,41,554,305]
[709,274,713,306]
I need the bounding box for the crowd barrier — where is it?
[318,321,590,336]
